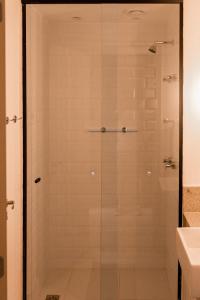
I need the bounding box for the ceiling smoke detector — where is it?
[72,16,82,21]
[126,9,145,20]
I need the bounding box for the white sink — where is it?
[176,227,200,297]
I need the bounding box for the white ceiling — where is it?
[30,3,179,25]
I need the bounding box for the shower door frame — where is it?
[22,1,183,299]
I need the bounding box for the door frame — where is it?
[22,1,183,300]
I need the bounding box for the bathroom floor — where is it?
[38,268,172,300]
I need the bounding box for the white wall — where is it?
[5,1,22,300]
[184,0,200,186]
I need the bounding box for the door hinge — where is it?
[0,256,4,278]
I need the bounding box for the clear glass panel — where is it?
[100,4,180,300]
[26,5,102,300]
[26,4,180,300]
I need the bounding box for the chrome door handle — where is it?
[7,200,15,209]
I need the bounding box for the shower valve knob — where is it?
[163,157,176,169]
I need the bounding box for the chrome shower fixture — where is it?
[148,40,174,54]
[163,74,177,82]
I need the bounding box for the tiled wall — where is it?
[101,54,164,269]
[44,18,165,271]
[160,8,180,300]
[27,6,179,299]
[46,21,102,269]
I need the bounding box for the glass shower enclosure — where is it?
[25,3,181,300]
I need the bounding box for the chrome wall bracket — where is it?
[163,74,177,82]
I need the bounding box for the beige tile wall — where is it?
[44,17,165,272]
[160,7,180,300]
[47,20,102,270]
[27,8,180,300]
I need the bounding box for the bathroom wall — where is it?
[101,53,163,269]
[41,6,168,272]
[46,13,102,270]
[5,1,22,300]
[184,0,200,187]
[0,1,6,299]
[100,16,165,270]
[160,8,179,299]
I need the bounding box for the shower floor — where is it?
[37,268,173,300]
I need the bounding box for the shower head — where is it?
[148,40,174,54]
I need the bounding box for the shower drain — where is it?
[45,296,60,300]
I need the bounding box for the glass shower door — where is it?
[26,5,103,300]
[26,3,180,300]
[100,6,141,300]
[100,4,180,300]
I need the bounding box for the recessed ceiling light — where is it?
[125,9,145,19]
[72,16,81,21]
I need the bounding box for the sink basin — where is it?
[176,227,200,297]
